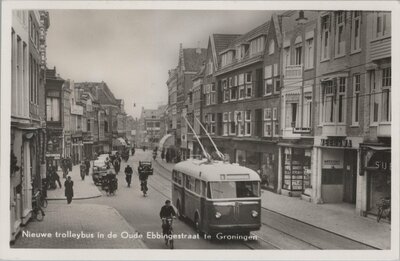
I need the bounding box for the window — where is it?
[250,36,265,56]
[274,78,281,92]
[230,86,238,100]
[246,72,252,83]
[321,15,330,60]
[222,79,229,102]
[303,93,312,128]
[239,85,245,99]
[264,65,273,95]
[229,112,236,135]
[283,47,290,70]
[269,40,275,54]
[264,122,272,137]
[221,51,234,67]
[305,38,314,69]
[46,97,60,121]
[264,79,273,95]
[322,81,334,123]
[351,11,361,52]
[195,179,201,194]
[295,46,302,65]
[172,170,182,185]
[87,119,91,131]
[382,67,391,122]
[210,83,216,104]
[104,121,109,132]
[338,77,346,123]
[207,60,214,75]
[335,11,345,57]
[352,74,361,124]
[236,111,244,136]
[245,110,251,136]
[223,112,229,136]
[370,71,379,123]
[246,84,252,98]
[207,113,216,134]
[376,12,391,38]
[273,107,279,136]
[264,108,272,120]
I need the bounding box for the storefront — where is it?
[314,137,362,205]
[279,144,312,197]
[361,145,391,215]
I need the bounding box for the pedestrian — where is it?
[85,158,90,176]
[53,167,62,188]
[161,149,165,161]
[64,176,74,204]
[113,158,120,175]
[125,164,133,187]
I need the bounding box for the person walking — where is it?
[85,158,90,176]
[124,164,133,187]
[64,176,74,204]
[165,150,170,163]
[161,149,165,161]
[52,166,62,188]
[113,158,120,175]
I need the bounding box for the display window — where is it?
[282,147,311,192]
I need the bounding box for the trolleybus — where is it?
[171,158,261,235]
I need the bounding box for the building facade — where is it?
[10,10,49,241]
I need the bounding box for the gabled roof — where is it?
[181,48,207,72]
[220,21,270,53]
[211,34,241,70]
[75,81,118,106]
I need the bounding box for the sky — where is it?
[46,10,273,119]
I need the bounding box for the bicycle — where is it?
[377,197,391,223]
[38,190,48,208]
[162,217,175,249]
[31,193,45,221]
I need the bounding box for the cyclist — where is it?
[159,200,176,236]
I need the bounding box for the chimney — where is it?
[196,41,201,54]
[296,10,308,25]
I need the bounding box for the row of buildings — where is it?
[162,10,391,218]
[10,10,134,242]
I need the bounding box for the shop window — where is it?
[260,153,275,190]
[282,148,310,191]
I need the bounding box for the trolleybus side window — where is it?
[195,179,201,194]
[185,175,194,191]
[201,180,207,197]
[209,180,260,199]
[172,170,182,185]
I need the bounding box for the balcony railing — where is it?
[285,64,303,79]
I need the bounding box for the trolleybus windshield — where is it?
[208,181,260,199]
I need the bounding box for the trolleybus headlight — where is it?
[251,210,258,218]
[215,212,222,219]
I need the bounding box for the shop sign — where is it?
[322,150,343,169]
[365,150,391,173]
[321,138,352,148]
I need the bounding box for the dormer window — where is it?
[268,40,275,55]
[221,50,235,67]
[236,44,249,60]
[250,36,265,56]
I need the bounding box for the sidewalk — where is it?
[12,203,147,248]
[47,163,102,200]
[155,158,390,249]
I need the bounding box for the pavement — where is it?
[47,163,102,200]
[154,157,391,250]
[11,203,147,248]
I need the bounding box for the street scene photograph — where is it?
[3,3,396,257]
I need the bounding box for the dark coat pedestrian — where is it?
[53,167,62,188]
[85,159,90,175]
[113,159,120,174]
[161,149,165,161]
[125,165,133,187]
[64,177,74,204]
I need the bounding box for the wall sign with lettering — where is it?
[321,138,352,148]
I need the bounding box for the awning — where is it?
[363,145,391,151]
[112,137,127,147]
[159,134,175,149]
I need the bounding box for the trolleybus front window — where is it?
[209,181,260,199]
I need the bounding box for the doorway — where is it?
[343,150,357,204]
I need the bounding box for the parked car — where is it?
[92,159,108,185]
